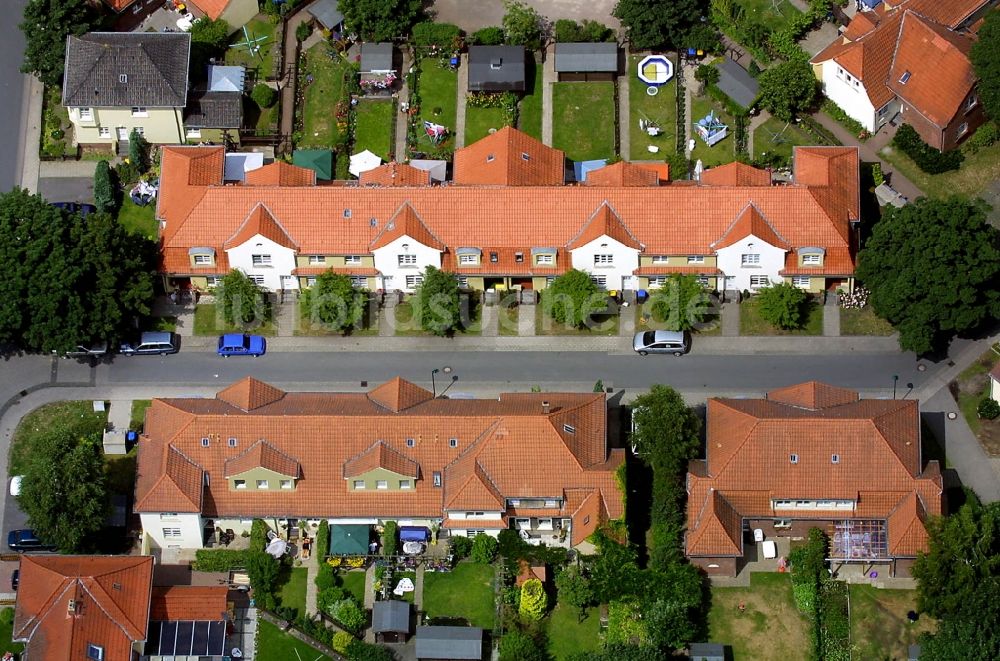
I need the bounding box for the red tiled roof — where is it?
[218,377,286,411]
[686,383,943,558]
[453,126,565,186]
[441,248,569,276]
[224,203,298,250]
[189,0,232,20]
[700,162,771,187]
[292,266,381,276]
[369,203,446,251]
[360,162,432,187]
[135,379,623,527]
[566,202,643,250]
[244,161,316,187]
[224,439,301,478]
[150,586,229,621]
[633,266,722,276]
[584,161,660,187]
[344,440,421,479]
[103,0,138,12]
[14,556,153,661]
[779,248,856,276]
[887,492,930,556]
[712,202,791,250]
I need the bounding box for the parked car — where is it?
[632,330,691,356]
[217,333,266,357]
[10,569,18,591]
[8,476,22,497]
[63,342,110,359]
[120,332,180,356]
[50,202,97,217]
[7,529,55,552]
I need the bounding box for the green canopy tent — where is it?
[292,149,334,181]
[330,524,371,555]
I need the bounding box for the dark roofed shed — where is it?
[415,626,483,660]
[714,58,759,109]
[468,46,526,92]
[554,42,619,80]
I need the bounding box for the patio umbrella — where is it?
[694,159,704,181]
[265,538,288,559]
[349,150,382,177]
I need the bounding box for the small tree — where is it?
[219,269,269,330]
[415,266,461,336]
[338,0,424,42]
[979,398,1000,420]
[757,59,818,121]
[382,520,399,556]
[756,281,808,330]
[295,21,312,42]
[694,64,720,86]
[555,565,593,622]
[450,535,474,559]
[470,26,505,45]
[498,630,547,661]
[613,0,703,50]
[554,19,584,42]
[581,19,615,43]
[128,128,150,174]
[412,22,462,52]
[93,160,116,214]
[250,519,269,551]
[470,533,498,563]
[649,275,712,330]
[971,8,1000,121]
[304,271,365,331]
[251,83,278,109]
[518,578,547,620]
[544,268,605,328]
[316,520,330,561]
[502,0,543,50]
[246,551,281,610]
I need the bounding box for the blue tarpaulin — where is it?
[573,159,607,182]
[400,526,429,542]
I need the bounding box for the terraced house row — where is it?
[156,127,861,296]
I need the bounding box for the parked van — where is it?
[632,330,691,356]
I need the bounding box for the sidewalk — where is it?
[922,389,1000,503]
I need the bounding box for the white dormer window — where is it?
[228,437,237,448]
[79,107,93,121]
[119,74,128,83]
[193,254,213,265]
[345,255,362,264]
[449,438,458,448]
[802,254,821,264]
[687,255,704,264]
[486,154,495,162]
[406,438,415,447]
[536,254,553,265]
[521,152,531,161]
[256,480,269,489]
[790,454,799,464]
[201,438,210,447]
[459,254,478,265]
[433,472,442,487]
[308,255,326,265]
[563,424,576,434]
[967,95,978,110]
[832,454,840,464]
[87,644,105,661]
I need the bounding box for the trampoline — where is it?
[146,620,227,656]
[637,55,674,86]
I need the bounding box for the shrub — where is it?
[871,162,884,186]
[317,520,330,560]
[382,520,398,556]
[979,398,1000,420]
[821,99,867,137]
[247,551,281,604]
[315,565,337,590]
[756,282,809,330]
[471,533,498,563]
[518,578,548,620]
[469,26,504,45]
[317,586,347,612]
[962,122,1000,154]
[450,535,474,559]
[252,83,278,109]
[192,549,248,571]
[0,607,13,626]
[413,22,462,53]
[128,128,149,174]
[543,268,606,328]
[891,124,964,174]
[328,598,366,633]
[250,519,269,552]
[694,64,719,86]
[332,630,354,653]
[346,639,394,661]
[295,21,312,42]
[93,160,116,214]
[498,629,547,661]
[114,160,139,187]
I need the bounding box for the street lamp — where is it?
[892,374,898,399]
[431,366,453,397]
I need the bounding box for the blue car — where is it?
[217,333,266,357]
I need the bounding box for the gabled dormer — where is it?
[224,440,301,491]
[343,440,420,491]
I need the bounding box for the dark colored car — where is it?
[10,569,18,591]
[217,333,266,357]
[7,529,55,552]
[50,202,98,217]
[120,331,180,356]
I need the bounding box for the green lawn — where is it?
[753,116,817,165]
[277,567,309,618]
[10,401,107,475]
[299,44,354,150]
[194,303,276,336]
[256,619,332,661]
[392,571,417,603]
[130,400,152,431]
[416,61,458,154]
[465,105,512,145]
[0,609,24,657]
[116,198,157,240]
[246,98,279,134]
[423,561,494,629]
[354,99,395,160]
[739,296,823,336]
[635,305,722,336]
[954,350,999,435]
[519,55,544,140]
[735,0,804,32]
[225,18,277,76]
[839,306,895,336]
[628,55,676,160]
[552,82,617,161]
[849,585,935,660]
[339,570,367,604]
[498,304,519,336]
[547,604,600,659]
[297,299,380,337]
[880,141,1000,200]
[535,304,619,336]
[690,95,737,166]
[392,299,481,336]
[709,573,811,661]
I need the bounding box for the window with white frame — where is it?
[433,472,442,487]
[405,275,423,288]
[205,276,220,287]
[651,255,669,264]
[466,529,486,536]
[802,253,821,264]
[400,479,412,489]
[193,254,213,265]
[648,276,667,288]
[535,253,554,265]
[185,128,201,139]
[376,480,388,489]
[248,275,265,285]
[234,479,246,489]
[792,276,811,288]
[308,255,326,265]
[590,274,607,287]
[749,275,769,288]
[741,253,760,266]
[697,276,709,286]
[354,480,365,489]
[162,529,182,538]
[252,254,272,267]
[687,255,705,264]
[398,254,417,266]
[133,126,145,136]
[457,275,469,288]
[79,107,93,121]
[280,480,293,489]
[306,277,317,287]
[256,480,269,489]
[87,644,105,660]
[459,254,478,264]
[159,513,179,521]
[593,254,613,265]
[545,276,556,286]
[957,122,969,137]
[351,276,367,288]
[98,127,110,138]
[345,255,362,264]
[131,106,148,117]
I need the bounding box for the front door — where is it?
[117,127,130,141]
[280,275,296,290]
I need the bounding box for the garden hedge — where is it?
[192,549,249,571]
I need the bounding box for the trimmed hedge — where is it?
[892,124,964,174]
[317,520,329,560]
[192,549,249,571]
[819,580,851,661]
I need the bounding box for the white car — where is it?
[9,476,23,496]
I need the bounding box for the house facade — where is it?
[156,127,860,296]
[811,0,993,149]
[685,382,944,578]
[63,32,191,151]
[135,377,624,551]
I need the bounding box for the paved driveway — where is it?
[430,0,620,33]
[37,176,95,204]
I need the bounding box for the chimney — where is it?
[542,401,550,414]
[68,600,78,614]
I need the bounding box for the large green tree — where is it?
[415,266,461,336]
[757,59,818,121]
[649,275,713,330]
[339,0,423,41]
[856,197,1000,354]
[555,565,593,622]
[919,583,1000,661]
[502,0,543,50]
[93,160,116,215]
[304,271,365,332]
[218,269,270,331]
[18,430,108,552]
[971,9,1000,121]
[630,385,701,471]
[0,189,156,352]
[20,0,102,86]
[544,268,606,328]
[643,562,704,651]
[613,0,705,50]
[756,281,808,330]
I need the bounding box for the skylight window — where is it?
[899,71,911,84]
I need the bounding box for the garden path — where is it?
[682,63,695,155]
[721,301,740,337]
[823,293,840,337]
[454,54,469,148]
[364,563,377,609]
[280,12,313,149]
[518,303,536,336]
[395,49,413,159]
[617,45,631,158]
[414,563,426,610]
[480,304,499,337]
[746,109,772,159]
[304,539,320,615]
[541,44,557,146]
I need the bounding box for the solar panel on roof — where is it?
[159,622,178,655]
[176,621,194,654]
[150,620,228,656]
[193,621,210,654]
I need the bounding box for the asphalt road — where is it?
[1,0,28,192]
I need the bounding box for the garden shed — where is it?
[306,0,344,32]
[292,149,334,181]
[329,524,370,555]
[373,600,412,643]
[415,626,484,660]
[689,642,725,661]
[468,46,526,92]
[554,42,619,81]
[714,58,759,109]
[361,43,395,74]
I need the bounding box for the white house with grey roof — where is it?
[62,32,191,151]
